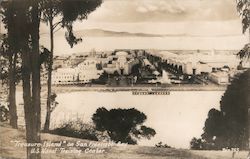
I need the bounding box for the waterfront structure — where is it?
[52,68,78,85]
[209,71,229,85]
[146,50,240,76]
[52,57,103,85]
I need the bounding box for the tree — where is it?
[236,0,250,36]
[1,1,42,158]
[41,0,102,132]
[1,0,103,158]
[236,0,250,62]
[201,109,225,150]
[190,137,204,150]
[155,141,172,148]
[236,0,250,150]
[0,2,23,129]
[200,69,250,150]
[198,39,249,152]
[3,35,19,129]
[40,0,63,132]
[92,107,156,144]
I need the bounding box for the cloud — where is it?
[135,0,185,14]
[136,6,148,13]
[84,0,239,23]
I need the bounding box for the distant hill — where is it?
[74,29,242,38]
[75,29,186,37]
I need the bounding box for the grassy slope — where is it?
[0,124,248,159]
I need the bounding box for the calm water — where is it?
[41,91,225,149]
[40,36,248,55]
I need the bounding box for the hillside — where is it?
[0,123,248,159]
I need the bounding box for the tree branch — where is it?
[52,21,62,30]
[53,27,62,34]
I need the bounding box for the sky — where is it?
[0,0,246,35]
[70,0,245,35]
[88,0,238,22]
[1,0,249,53]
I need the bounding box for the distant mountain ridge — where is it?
[74,29,242,38]
[75,29,187,37]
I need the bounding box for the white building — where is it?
[52,68,78,85]
[147,50,240,75]
[76,58,103,84]
[103,51,139,75]
[209,71,229,85]
[52,57,103,85]
[76,58,98,70]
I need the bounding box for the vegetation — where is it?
[236,0,250,62]
[191,69,250,150]
[236,0,250,35]
[191,0,250,151]
[92,107,156,144]
[0,16,22,129]
[0,0,103,158]
[155,142,172,148]
[1,2,43,158]
[41,0,102,132]
[0,105,9,122]
[51,118,109,141]
[190,137,205,150]
[92,71,108,84]
[2,124,234,159]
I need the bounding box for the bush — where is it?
[0,105,9,122]
[190,138,205,150]
[192,69,250,150]
[92,107,156,144]
[155,142,172,148]
[50,118,110,141]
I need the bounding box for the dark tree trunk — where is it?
[8,53,18,129]
[30,1,41,158]
[248,27,250,150]
[21,1,41,158]
[248,107,250,149]
[44,18,54,132]
[22,47,34,159]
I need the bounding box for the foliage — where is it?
[236,0,250,63]
[0,34,22,84]
[92,71,108,84]
[236,0,250,34]
[1,0,103,158]
[41,0,102,48]
[40,0,103,132]
[0,53,9,84]
[131,63,141,77]
[237,43,250,61]
[155,142,172,148]
[51,118,110,141]
[92,107,156,144]
[49,93,58,113]
[190,138,205,150]
[197,69,250,150]
[0,105,9,122]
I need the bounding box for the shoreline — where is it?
[12,84,228,93]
